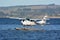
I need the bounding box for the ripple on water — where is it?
[0,30,60,40]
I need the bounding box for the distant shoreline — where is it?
[0,16,60,19]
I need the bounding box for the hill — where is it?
[0,4,60,18]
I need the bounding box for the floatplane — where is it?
[7,15,48,26]
[7,15,48,30]
[21,15,48,26]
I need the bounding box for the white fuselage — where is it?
[36,15,48,25]
[21,20,36,26]
[37,20,46,25]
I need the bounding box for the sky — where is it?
[0,0,60,7]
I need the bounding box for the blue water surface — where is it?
[0,18,60,40]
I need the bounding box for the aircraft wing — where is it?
[6,16,25,20]
[6,16,40,21]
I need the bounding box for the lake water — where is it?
[0,18,60,40]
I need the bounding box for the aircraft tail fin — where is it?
[42,15,48,21]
